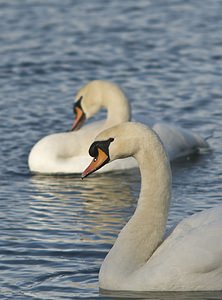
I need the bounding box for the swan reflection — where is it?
[29,170,140,243]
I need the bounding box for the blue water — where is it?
[0,0,222,299]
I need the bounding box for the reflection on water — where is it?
[23,171,139,298]
[29,172,139,243]
[30,171,139,239]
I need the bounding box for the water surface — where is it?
[0,0,222,299]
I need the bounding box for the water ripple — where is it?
[1,0,222,299]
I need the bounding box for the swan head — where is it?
[71,80,130,131]
[81,122,148,178]
[71,81,103,131]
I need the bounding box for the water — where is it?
[0,0,222,299]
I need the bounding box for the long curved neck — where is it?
[99,133,171,289]
[102,86,131,128]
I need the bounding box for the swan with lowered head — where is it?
[28,81,133,174]
[28,80,208,174]
[82,122,222,291]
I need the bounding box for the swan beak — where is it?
[82,148,109,179]
[71,106,86,131]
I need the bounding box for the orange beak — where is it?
[82,148,109,178]
[71,106,86,131]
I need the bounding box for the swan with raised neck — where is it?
[82,122,222,291]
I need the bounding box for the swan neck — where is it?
[103,89,131,127]
[99,132,171,289]
[137,147,171,211]
[134,143,171,249]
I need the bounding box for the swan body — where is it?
[82,122,222,291]
[28,81,134,173]
[28,120,136,174]
[28,80,208,174]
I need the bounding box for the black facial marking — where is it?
[89,138,114,158]
[73,96,83,114]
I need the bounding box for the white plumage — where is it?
[28,80,208,174]
[83,122,222,291]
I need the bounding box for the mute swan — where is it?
[82,122,222,291]
[28,80,208,174]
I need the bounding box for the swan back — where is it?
[153,123,209,160]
